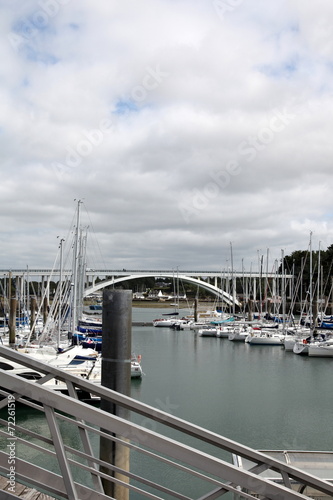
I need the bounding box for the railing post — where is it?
[100,289,132,499]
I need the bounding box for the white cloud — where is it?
[0,0,333,273]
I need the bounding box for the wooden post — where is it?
[248,299,253,322]
[100,289,131,499]
[8,298,17,347]
[43,296,48,325]
[30,297,37,338]
[194,297,198,322]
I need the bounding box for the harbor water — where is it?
[131,307,333,452]
[3,305,333,498]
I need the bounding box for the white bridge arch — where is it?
[84,273,241,307]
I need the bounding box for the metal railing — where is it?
[0,345,332,500]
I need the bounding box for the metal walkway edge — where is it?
[0,345,332,500]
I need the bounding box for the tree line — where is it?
[280,244,333,302]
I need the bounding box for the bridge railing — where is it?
[0,345,332,500]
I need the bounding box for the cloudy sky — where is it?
[1,0,333,274]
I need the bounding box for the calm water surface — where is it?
[131,307,333,452]
[128,306,333,497]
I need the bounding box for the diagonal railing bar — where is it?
[4,401,178,498]
[36,372,59,385]
[281,469,293,489]
[0,453,111,500]
[0,420,53,447]
[60,422,253,499]
[0,346,322,484]
[28,407,305,500]
[65,448,192,500]
[248,462,271,475]
[65,379,105,494]
[0,371,318,499]
[0,346,332,499]
[0,378,324,500]
[0,428,56,459]
[43,405,78,500]
[197,486,250,500]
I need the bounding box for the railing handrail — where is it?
[0,345,332,499]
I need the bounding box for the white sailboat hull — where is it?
[245,332,284,345]
[293,341,309,355]
[308,343,333,357]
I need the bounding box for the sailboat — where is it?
[293,232,317,355]
[153,269,184,327]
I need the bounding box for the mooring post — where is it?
[100,289,131,499]
[194,297,198,322]
[43,295,48,325]
[30,297,37,338]
[248,298,253,322]
[8,298,17,347]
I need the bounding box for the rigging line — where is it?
[25,245,61,346]
[81,202,107,269]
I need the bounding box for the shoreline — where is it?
[131,300,216,309]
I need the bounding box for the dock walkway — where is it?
[0,476,56,499]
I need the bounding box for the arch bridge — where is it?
[84,273,241,307]
[0,268,293,308]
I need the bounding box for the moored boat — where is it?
[245,330,285,345]
[153,318,178,327]
[308,339,333,357]
[228,326,250,342]
[198,327,219,337]
[293,339,310,355]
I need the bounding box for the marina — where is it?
[0,225,332,498]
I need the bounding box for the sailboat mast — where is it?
[281,249,286,331]
[309,231,313,330]
[71,200,82,334]
[58,238,64,348]
[318,240,322,322]
[230,242,235,316]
